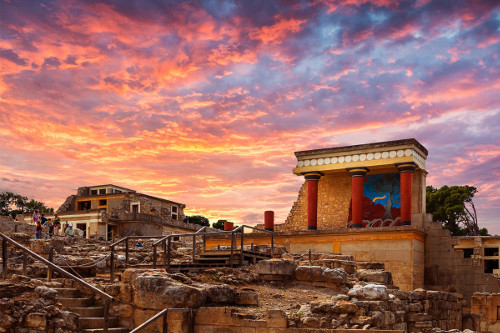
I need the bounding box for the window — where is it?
[484,248,499,257]
[99,189,106,195]
[77,201,91,210]
[131,203,140,213]
[114,189,122,193]
[463,248,474,258]
[99,199,107,206]
[91,189,98,195]
[484,259,499,273]
[171,206,178,220]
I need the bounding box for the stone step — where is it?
[57,297,92,307]
[79,317,120,329]
[54,288,81,297]
[70,306,104,317]
[82,327,129,333]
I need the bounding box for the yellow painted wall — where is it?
[205,229,425,291]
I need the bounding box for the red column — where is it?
[348,168,368,228]
[224,222,234,231]
[264,211,274,231]
[396,163,416,226]
[304,172,322,230]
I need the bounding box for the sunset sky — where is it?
[1,0,499,233]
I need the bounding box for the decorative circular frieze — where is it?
[381,152,389,159]
[304,160,311,167]
[345,155,352,162]
[298,161,304,167]
[324,157,330,164]
[338,156,345,163]
[317,158,324,165]
[331,157,338,164]
[360,154,366,161]
[352,154,359,162]
[397,149,404,157]
[311,159,317,166]
[405,149,412,156]
[389,151,397,158]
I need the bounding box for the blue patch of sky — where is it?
[199,0,237,19]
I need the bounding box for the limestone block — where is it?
[110,303,134,318]
[134,271,207,308]
[35,286,57,300]
[350,315,372,326]
[60,311,79,330]
[301,316,320,328]
[348,284,389,300]
[234,289,258,306]
[30,240,49,254]
[204,284,234,305]
[256,259,297,278]
[356,269,393,285]
[266,309,287,328]
[25,313,46,330]
[295,266,347,285]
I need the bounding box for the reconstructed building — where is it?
[23,184,199,240]
[242,138,500,297]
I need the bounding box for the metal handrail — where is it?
[0,232,113,333]
[129,308,192,333]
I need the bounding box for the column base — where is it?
[401,221,411,226]
[265,228,274,232]
[307,226,317,230]
[352,224,363,228]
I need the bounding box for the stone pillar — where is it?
[347,168,369,228]
[396,163,416,226]
[264,211,274,231]
[303,172,323,230]
[224,222,234,231]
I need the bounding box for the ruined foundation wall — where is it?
[424,221,500,299]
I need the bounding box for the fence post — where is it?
[110,247,115,281]
[162,309,168,333]
[230,232,234,267]
[23,252,27,275]
[47,247,53,282]
[2,237,7,278]
[308,249,312,265]
[103,298,110,333]
[125,238,129,266]
[153,245,157,269]
[192,235,196,262]
[167,238,171,269]
[271,233,274,258]
[240,227,244,266]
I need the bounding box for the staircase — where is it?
[55,287,128,332]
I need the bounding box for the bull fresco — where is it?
[347,173,401,227]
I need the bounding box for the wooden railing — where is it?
[129,308,193,333]
[152,225,274,269]
[0,232,113,333]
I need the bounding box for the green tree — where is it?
[212,219,227,230]
[426,185,487,236]
[186,215,210,226]
[0,192,53,219]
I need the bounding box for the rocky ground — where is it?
[0,228,483,332]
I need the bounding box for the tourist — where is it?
[35,220,45,239]
[47,218,54,238]
[53,214,61,235]
[41,213,48,227]
[136,239,144,247]
[65,223,75,237]
[32,209,41,225]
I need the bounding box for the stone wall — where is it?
[424,221,500,299]
[0,217,35,235]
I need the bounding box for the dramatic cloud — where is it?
[1,0,499,232]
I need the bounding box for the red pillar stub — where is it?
[396,163,416,226]
[264,211,274,231]
[224,221,234,231]
[347,167,369,228]
[303,172,323,231]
